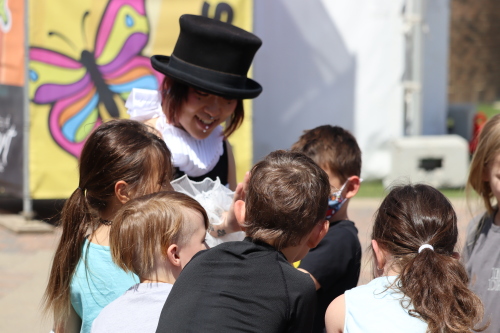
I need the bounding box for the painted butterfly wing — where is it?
[95,0,148,64]
[30,0,161,157]
[105,56,161,94]
[49,85,101,157]
[30,47,88,104]
[30,47,101,157]
[94,0,161,119]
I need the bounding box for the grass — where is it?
[356,180,386,198]
[356,180,466,199]
[478,103,500,119]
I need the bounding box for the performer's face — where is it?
[177,87,237,140]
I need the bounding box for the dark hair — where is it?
[243,150,330,250]
[291,125,361,182]
[372,184,486,333]
[110,191,208,278]
[160,76,244,137]
[43,119,172,326]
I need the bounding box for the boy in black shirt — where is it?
[292,125,362,333]
[155,150,331,333]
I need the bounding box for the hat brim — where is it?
[151,55,262,100]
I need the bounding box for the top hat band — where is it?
[169,55,247,90]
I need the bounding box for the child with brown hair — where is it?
[326,184,485,333]
[43,119,172,333]
[291,125,362,333]
[91,191,209,333]
[155,150,331,333]
[463,113,500,331]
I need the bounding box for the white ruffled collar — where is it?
[126,88,224,177]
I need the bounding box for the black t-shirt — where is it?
[298,220,361,333]
[155,238,317,333]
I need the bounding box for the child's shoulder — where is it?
[463,208,500,260]
[329,219,358,231]
[187,239,276,265]
[280,263,317,301]
[323,219,360,244]
[464,211,494,247]
[346,276,397,300]
[280,257,317,289]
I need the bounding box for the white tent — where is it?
[252,0,449,179]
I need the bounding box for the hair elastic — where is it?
[418,244,434,253]
[99,218,112,226]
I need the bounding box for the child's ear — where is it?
[372,239,386,270]
[115,180,130,204]
[306,220,329,248]
[344,176,361,199]
[166,244,181,267]
[234,200,246,230]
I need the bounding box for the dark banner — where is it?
[0,84,23,197]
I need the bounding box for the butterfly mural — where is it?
[29,0,162,157]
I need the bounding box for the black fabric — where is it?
[155,238,317,333]
[298,220,361,333]
[151,14,262,99]
[172,140,228,185]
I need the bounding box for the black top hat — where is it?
[151,15,262,99]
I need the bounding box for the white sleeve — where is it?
[125,88,163,122]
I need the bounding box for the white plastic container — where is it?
[383,135,469,189]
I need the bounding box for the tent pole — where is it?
[409,0,424,136]
[22,0,32,220]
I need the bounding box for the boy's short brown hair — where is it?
[243,150,330,250]
[110,191,209,278]
[291,125,361,183]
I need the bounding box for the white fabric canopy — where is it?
[252,0,449,179]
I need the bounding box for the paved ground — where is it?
[0,197,480,332]
[0,227,60,332]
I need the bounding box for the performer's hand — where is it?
[208,172,249,237]
[233,171,249,203]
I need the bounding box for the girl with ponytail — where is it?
[43,119,172,333]
[325,184,486,333]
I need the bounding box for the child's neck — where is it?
[140,261,178,285]
[90,225,111,246]
[330,202,349,222]
[259,238,302,264]
[280,246,308,264]
[141,278,175,284]
[377,257,399,277]
[329,214,347,223]
[89,199,122,246]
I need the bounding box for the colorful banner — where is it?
[29,0,254,198]
[0,0,24,86]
